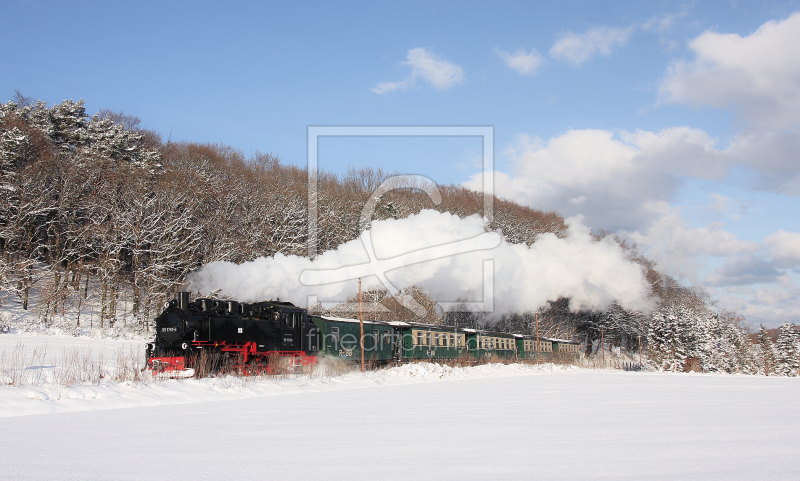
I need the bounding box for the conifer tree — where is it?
[775,322,799,377]
[758,324,777,376]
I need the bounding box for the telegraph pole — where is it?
[359,277,364,373]
[601,327,605,366]
[638,336,642,367]
[535,311,540,361]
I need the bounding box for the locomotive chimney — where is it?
[178,291,189,310]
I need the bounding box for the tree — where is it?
[758,324,777,376]
[775,322,799,377]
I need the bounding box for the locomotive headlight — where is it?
[163,301,171,309]
[181,342,189,350]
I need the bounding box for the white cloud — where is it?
[624,211,759,281]
[704,254,781,287]
[718,271,800,327]
[466,121,800,230]
[641,9,689,33]
[372,48,464,94]
[764,230,800,267]
[466,127,730,231]
[660,12,800,129]
[549,26,633,65]
[642,14,675,33]
[495,48,544,75]
[728,130,800,195]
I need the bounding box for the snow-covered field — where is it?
[1,333,798,480]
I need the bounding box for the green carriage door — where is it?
[370,328,379,359]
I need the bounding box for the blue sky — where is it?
[4,0,800,327]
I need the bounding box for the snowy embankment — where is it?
[0,332,578,418]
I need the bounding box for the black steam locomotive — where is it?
[147,292,319,376]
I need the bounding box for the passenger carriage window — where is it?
[417,331,423,346]
[427,332,432,347]
[331,327,340,346]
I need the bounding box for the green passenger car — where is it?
[310,315,396,362]
[549,338,582,360]
[396,322,468,361]
[517,335,553,360]
[465,330,519,360]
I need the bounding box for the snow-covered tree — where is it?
[757,325,778,376]
[775,322,800,377]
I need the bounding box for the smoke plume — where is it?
[186,210,653,315]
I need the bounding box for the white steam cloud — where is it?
[186,210,653,315]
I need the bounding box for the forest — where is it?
[0,95,798,376]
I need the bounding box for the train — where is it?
[146,292,582,376]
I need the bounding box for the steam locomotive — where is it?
[147,292,319,376]
[146,292,582,376]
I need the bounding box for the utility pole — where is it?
[638,336,642,367]
[601,327,605,366]
[359,277,364,373]
[535,311,540,361]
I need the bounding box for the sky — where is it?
[3,0,800,327]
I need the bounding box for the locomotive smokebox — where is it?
[178,291,189,310]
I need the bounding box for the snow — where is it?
[1,333,799,480]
